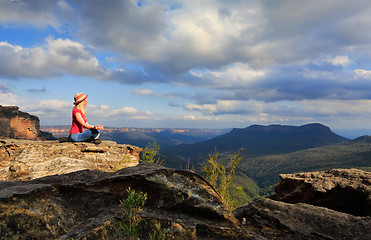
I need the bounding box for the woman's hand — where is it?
[94,125,104,130]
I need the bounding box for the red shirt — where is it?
[70,108,87,134]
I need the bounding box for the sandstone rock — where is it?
[234,197,371,240]
[272,169,371,216]
[0,139,142,181]
[0,164,254,239]
[0,105,49,140]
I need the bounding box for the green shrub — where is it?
[141,142,164,165]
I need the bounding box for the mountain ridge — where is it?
[161,123,348,167]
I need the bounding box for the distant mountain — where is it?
[161,123,348,168]
[100,129,228,148]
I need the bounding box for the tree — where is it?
[141,142,163,165]
[120,187,147,240]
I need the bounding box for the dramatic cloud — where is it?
[0,39,150,84]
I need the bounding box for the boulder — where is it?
[0,139,142,181]
[234,197,371,240]
[272,168,371,216]
[0,164,254,239]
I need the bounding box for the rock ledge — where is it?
[0,139,142,181]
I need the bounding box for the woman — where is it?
[69,92,104,144]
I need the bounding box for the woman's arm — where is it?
[75,112,103,130]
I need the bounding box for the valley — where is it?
[42,123,371,207]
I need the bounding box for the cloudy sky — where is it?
[1,0,371,135]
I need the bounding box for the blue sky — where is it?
[1,0,371,135]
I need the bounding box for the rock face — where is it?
[0,164,253,240]
[272,168,371,216]
[0,139,142,181]
[234,168,371,240]
[0,105,47,140]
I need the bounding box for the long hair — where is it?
[74,99,86,116]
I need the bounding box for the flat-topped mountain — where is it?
[215,123,347,154]
[162,123,348,167]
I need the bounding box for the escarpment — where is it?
[0,105,51,140]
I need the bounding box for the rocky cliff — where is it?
[0,139,369,239]
[0,105,50,140]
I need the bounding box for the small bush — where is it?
[120,187,147,240]
[149,222,166,240]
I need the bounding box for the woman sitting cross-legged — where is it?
[69,92,104,144]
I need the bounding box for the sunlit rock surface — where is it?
[0,139,141,181]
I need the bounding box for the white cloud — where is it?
[0,92,19,105]
[0,39,109,79]
[38,99,70,110]
[330,56,352,67]
[111,106,139,115]
[189,63,265,88]
[87,104,152,122]
[184,100,263,115]
[134,87,186,99]
[134,88,156,96]
[354,69,371,79]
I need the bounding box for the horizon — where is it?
[1,1,371,131]
[40,122,371,140]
